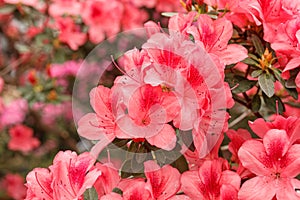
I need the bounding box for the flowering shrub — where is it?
[1,0,300,200]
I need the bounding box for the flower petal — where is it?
[146,124,176,150]
[144,160,181,200]
[238,176,276,200]
[238,140,271,176]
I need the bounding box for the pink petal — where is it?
[214,44,248,65]
[283,57,300,72]
[248,118,270,138]
[198,160,222,190]
[238,176,276,200]
[276,178,300,200]
[213,18,233,49]
[220,184,239,200]
[146,124,176,150]
[181,170,205,199]
[77,113,106,140]
[220,170,241,191]
[144,21,161,37]
[168,195,191,200]
[100,193,123,200]
[144,160,181,200]
[281,144,300,177]
[263,129,289,156]
[89,86,112,115]
[118,179,152,200]
[25,168,53,199]
[94,163,121,197]
[88,26,105,44]
[168,12,196,33]
[238,140,271,176]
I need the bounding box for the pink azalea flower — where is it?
[249,115,300,144]
[226,129,254,179]
[25,168,54,200]
[238,129,300,199]
[118,178,152,200]
[50,151,101,199]
[142,28,231,155]
[181,158,241,199]
[156,0,185,12]
[0,98,28,128]
[182,134,225,170]
[204,0,262,28]
[8,124,40,153]
[25,151,101,200]
[115,84,177,150]
[93,163,121,198]
[53,17,87,50]
[77,86,118,157]
[1,174,26,200]
[121,2,148,30]
[187,14,248,65]
[82,0,123,43]
[144,160,181,199]
[48,0,82,17]
[50,60,81,78]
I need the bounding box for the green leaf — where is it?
[252,93,261,112]
[225,74,257,94]
[242,57,259,66]
[0,5,16,14]
[251,34,264,55]
[258,73,274,97]
[262,93,285,114]
[248,53,260,61]
[251,70,263,78]
[84,187,98,200]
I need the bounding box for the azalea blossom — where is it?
[181,158,241,199]
[78,85,118,157]
[238,129,300,199]
[115,161,181,200]
[0,98,28,128]
[8,124,40,153]
[48,0,82,17]
[82,0,123,43]
[52,17,87,51]
[248,115,300,144]
[25,151,101,200]
[93,162,121,198]
[1,174,26,200]
[144,160,181,199]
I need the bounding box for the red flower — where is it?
[181,159,241,199]
[8,124,40,153]
[144,160,181,199]
[238,129,300,199]
[249,115,300,144]
[2,174,26,200]
[25,151,101,200]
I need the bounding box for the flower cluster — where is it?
[1,0,300,200]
